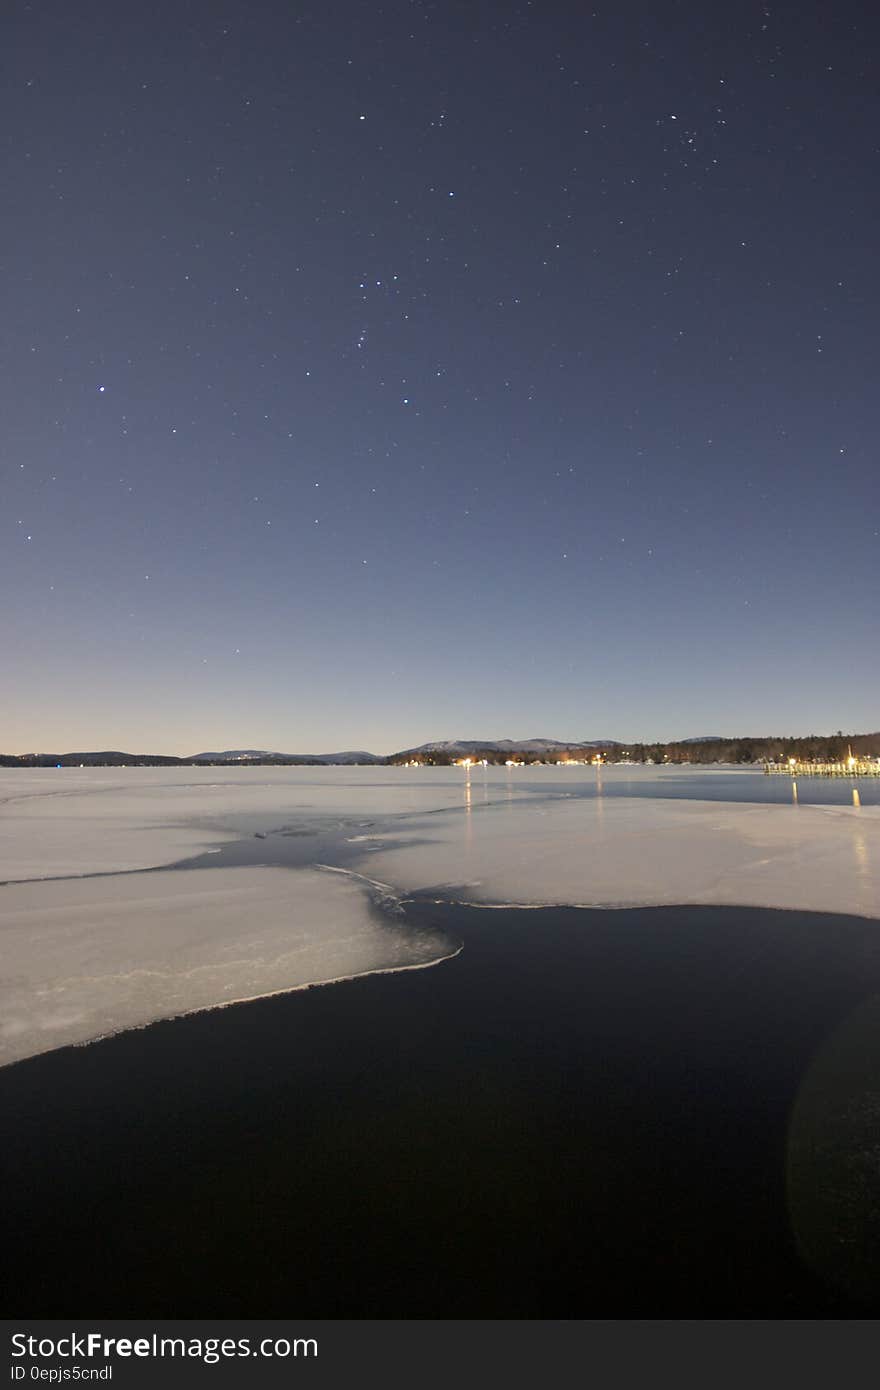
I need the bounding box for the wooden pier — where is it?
[764,758,880,777]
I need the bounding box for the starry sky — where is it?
[4,0,879,754]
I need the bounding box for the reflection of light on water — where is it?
[853,830,871,911]
[595,761,605,830]
[792,780,798,804]
[846,784,871,910]
[463,769,473,848]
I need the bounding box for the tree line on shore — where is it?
[614,732,880,767]
[388,732,880,766]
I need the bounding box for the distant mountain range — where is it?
[189,749,385,765]
[0,748,385,768]
[1,738,619,767]
[3,732,878,768]
[0,738,620,768]
[391,738,618,763]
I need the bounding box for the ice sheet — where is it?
[0,865,454,1067]
[361,794,880,919]
[0,766,534,880]
[3,766,878,1069]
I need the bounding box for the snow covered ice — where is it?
[0,866,454,1067]
[363,784,880,918]
[1,765,878,1065]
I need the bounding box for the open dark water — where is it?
[4,901,880,1317]
[538,769,880,808]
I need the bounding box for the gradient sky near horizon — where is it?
[4,0,879,755]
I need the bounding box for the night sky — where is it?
[5,0,879,754]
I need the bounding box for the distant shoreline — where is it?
[2,728,879,768]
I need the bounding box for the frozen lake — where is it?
[2,764,878,1065]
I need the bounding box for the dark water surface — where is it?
[4,901,880,1317]
[588,769,879,806]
